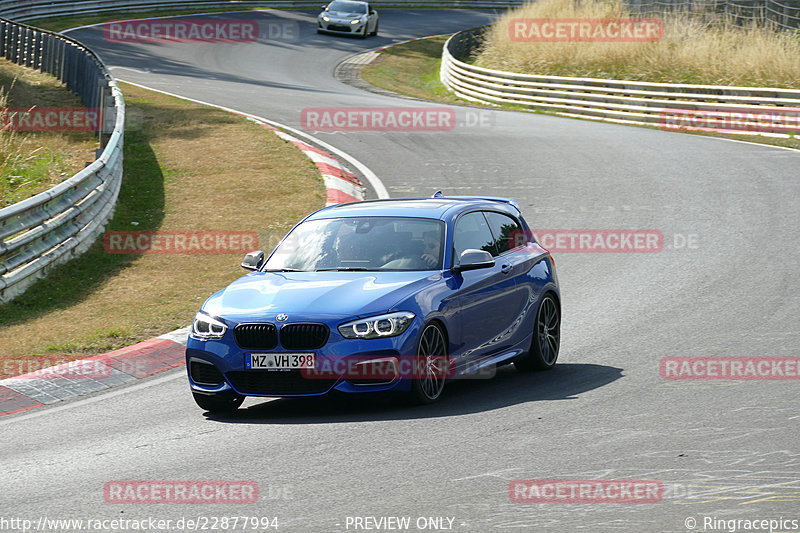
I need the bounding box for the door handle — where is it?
[501,264,512,274]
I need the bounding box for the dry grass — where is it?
[475,0,800,88]
[0,82,324,364]
[0,59,98,207]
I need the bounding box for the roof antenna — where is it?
[431,190,443,198]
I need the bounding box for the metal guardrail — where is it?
[0,0,524,21]
[627,0,800,31]
[441,27,800,135]
[0,18,124,303]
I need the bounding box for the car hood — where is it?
[201,271,438,321]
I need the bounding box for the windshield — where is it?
[264,217,445,272]
[326,1,367,13]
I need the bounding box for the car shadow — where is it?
[203,363,622,424]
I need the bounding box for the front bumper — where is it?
[318,19,365,35]
[186,323,421,397]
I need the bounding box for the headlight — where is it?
[191,312,227,340]
[338,311,415,339]
[350,18,361,24]
[322,15,330,21]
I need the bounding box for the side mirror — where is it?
[453,249,495,273]
[370,9,377,14]
[241,250,265,271]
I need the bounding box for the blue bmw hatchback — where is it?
[186,194,560,412]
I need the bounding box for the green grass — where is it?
[361,36,462,103]
[1,61,98,207]
[1,149,67,206]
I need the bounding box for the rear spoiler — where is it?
[432,193,521,213]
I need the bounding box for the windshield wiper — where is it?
[315,267,369,271]
[262,268,305,272]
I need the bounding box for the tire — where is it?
[359,27,367,39]
[192,390,244,413]
[409,323,448,404]
[515,293,560,372]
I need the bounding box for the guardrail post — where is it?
[781,1,790,28]
[0,21,6,58]
[22,27,30,67]
[56,36,65,82]
[99,83,114,147]
[33,30,41,69]
[12,24,20,63]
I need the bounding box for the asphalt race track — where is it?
[2,9,799,532]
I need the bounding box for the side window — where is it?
[484,211,523,255]
[453,212,497,260]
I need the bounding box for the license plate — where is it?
[245,353,315,370]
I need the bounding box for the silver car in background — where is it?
[318,0,379,38]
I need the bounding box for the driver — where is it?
[420,230,441,268]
